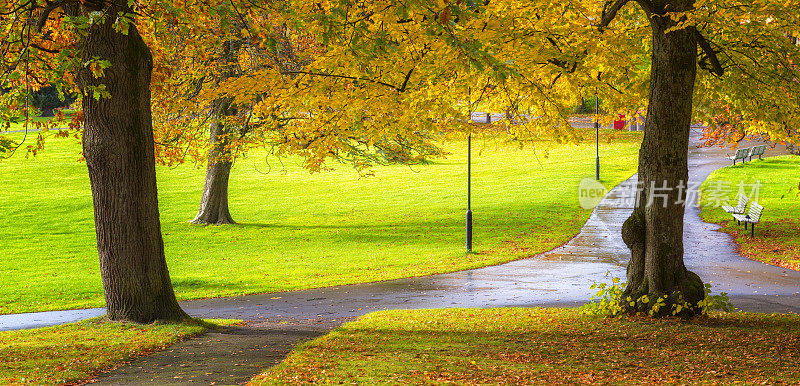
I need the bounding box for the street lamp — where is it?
[464,112,487,252]
[466,130,473,252]
[595,93,600,181]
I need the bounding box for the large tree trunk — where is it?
[78,3,187,323]
[621,1,705,317]
[192,98,236,225]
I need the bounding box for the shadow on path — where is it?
[88,319,343,385]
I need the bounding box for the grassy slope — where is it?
[253,308,800,385]
[700,155,800,270]
[0,318,232,385]
[0,129,641,314]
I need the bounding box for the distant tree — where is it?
[148,11,309,225]
[30,85,75,117]
[149,7,447,224]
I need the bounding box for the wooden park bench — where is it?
[728,148,750,165]
[749,145,767,161]
[722,194,748,215]
[732,202,765,237]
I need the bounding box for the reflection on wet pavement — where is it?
[0,308,107,332]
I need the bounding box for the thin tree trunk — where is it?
[192,98,236,225]
[78,3,187,322]
[621,1,705,316]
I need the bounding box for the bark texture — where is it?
[77,3,187,322]
[192,97,236,225]
[621,0,705,316]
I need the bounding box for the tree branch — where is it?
[633,0,655,15]
[599,0,630,32]
[547,58,578,73]
[283,70,412,92]
[31,43,60,54]
[695,28,724,77]
[35,0,67,32]
[398,68,414,92]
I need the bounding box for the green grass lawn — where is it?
[253,308,800,384]
[0,318,233,385]
[1,113,74,158]
[0,129,641,314]
[1,112,73,132]
[700,155,800,270]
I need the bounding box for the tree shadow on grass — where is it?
[749,164,799,170]
[172,278,237,293]
[298,315,800,384]
[230,203,575,248]
[690,314,800,329]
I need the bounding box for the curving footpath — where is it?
[148,130,800,322]
[2,129,799,384]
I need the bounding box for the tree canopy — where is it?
[3,0,798,160]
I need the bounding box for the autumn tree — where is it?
[148,3,451,224]
[1,0,188,322]
[587,0,799,315]
[152,26,255,226]
[208,1,530,174]
[147,8,305,225]
[465,0,799,315]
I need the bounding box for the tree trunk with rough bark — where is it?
[192,98,236,225]
[620,0,705,317]
[78,3,187,323]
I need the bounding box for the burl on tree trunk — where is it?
[78,4,187,322]
[620,1,705,316]
[192,98,236,225]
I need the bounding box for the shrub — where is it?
[583,273,733,317]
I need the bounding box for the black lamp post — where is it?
[595,93,600,181]
[466,131,473,252]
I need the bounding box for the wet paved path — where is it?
[681,133,800,313]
